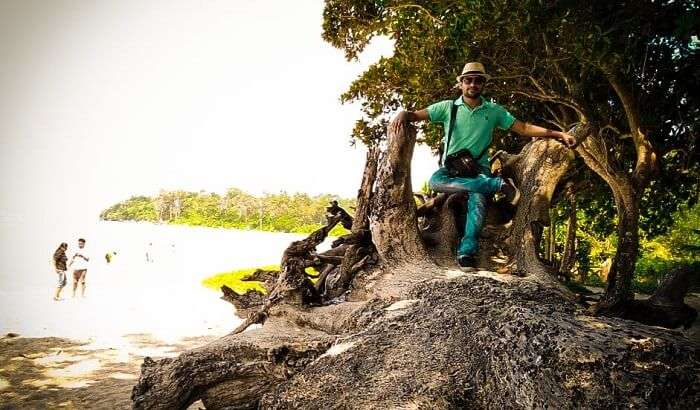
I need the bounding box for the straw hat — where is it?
[456,62,491,82]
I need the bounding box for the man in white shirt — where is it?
[69,238,90,298]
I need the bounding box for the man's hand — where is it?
[388,110,428,136]
[389,111,410,136]
[558,132,577,148]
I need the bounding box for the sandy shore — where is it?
[0,265,243,409]
[0,333,217,409]
[0,282,241,409]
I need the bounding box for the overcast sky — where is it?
[0,0,436,225]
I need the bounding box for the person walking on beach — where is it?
[390,62,576,269]
[69,238,90,298]
[146,242,154,263]
[52,242,68,301]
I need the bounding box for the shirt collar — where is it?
[454,95,485,110]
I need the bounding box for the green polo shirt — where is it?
[427,96,516,169]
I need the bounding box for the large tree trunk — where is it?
[498,138,574,290]
[369,125,430,267]
[596,184,639,309]
[580,71,658,315]
[132,126,698,409]
[575,128,643,314]
[559,196,577,278]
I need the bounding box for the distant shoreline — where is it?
[99,189,355,236]
[99,219,342,238]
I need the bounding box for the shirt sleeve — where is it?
[495,104,516,130]
[426,100,451,124]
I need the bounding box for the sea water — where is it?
[0,219,316,341]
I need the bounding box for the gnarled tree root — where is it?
[592,265,699,328]
[134,124,698,408]
[260,272,700,409]
[133,265,700,409]
[131,320,334,410]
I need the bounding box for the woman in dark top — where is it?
[53,242,68,301]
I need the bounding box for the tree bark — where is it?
[502,137,576,293]
[575,127,641,313]
[352,144,380,233]
[600,266,699,329]
[369,124,430,267]
[594,185,639,311]
[559,197,577,278]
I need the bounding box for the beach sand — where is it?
[0,262,242,409]
[0,333,216,409]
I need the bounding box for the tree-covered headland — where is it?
[100,188,355,235]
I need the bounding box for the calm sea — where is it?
[0,219,320,340]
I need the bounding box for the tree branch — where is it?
[386,4,442,25]
[542,33,574,95]
[510,89,586,119]
[603,71,658,190]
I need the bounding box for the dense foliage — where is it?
[100,188,355,236]
[548,198,700,293]
[323,0,699,294]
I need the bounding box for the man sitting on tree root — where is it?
[390,62,576,269]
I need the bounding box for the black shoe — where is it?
[457,254,477,269]
[499,178,521,206]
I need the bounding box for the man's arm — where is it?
[510,120,577,148]
[389,109,430,136]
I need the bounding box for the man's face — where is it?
[460,75,486,98]
[78,241,85,248]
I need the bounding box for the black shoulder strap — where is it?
[439,102,459,166]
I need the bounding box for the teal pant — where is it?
[428,167,503,257]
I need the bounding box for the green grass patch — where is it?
[201,264,320,294]
[202,265,278,294]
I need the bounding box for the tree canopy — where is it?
[323,0,698,310]
[323,0,698,215]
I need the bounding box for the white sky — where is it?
[0,0,436,224]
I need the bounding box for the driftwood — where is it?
[230,213,341,335]
[220,285,266,313]
[132,124,699,409]
[221,147,381,334]
[326,201,353,230]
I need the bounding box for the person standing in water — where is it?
[69,238,90,298]
[52,242,68,301]
[146,242,154,263]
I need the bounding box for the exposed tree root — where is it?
[133,125,698,409]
